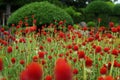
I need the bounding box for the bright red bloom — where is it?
[20,70,28,80]
[20,60,25,65]
[95,46,102,53]
[47,37,52,43]
[77,50,85,59]
[109,22,114,28]
[7,46,12,53]
[73,45,79,51]
[105,76,114,80]
[112,49,118,56]
[38,51,45,59]
[111,27,117,33]
[11,58,16,64]
[73,68,78,75]
[104,47,110,52]
[100,66,107,75]
[55,58,72,80]
[82,26,88,31]
[26,62,43,80]
[33,56,38,62]
[45,75,52,80]
[85,58,93,68]
[20,62,43,80]
[98,76,104,80]
[0,58,3,71]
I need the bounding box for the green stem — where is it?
[109,55,115,75]
[83,61,87,80]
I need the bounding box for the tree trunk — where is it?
[6,3,11,21]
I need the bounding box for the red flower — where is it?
[7,46,12,53]
[109,22,114,28]
[47,37,52,43]
[98,76,104,80]
[100,66,107,75]
[33,56,38,62]
[73,68,78,75]
[0,58,3,71]
[112,49,118,56]
[85,58,93,68]
[26,62,43,80]
[88,37,94,42]
[111,27,117,33]
[73,45,79,51]
[45,75,52,80]
[11,58,16,64]
[20,70,28,80]
[20,60,25,65]
[82,27,88,31]
[38,51,45,59]
[95,46,102,53]
[55,58,72,80]
[77,50,85,59]
[105,76,114,80]
[104,47,110,52]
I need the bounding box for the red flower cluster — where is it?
[55,58,72,80]
[20,62,43,80]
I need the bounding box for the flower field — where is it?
[0,22,120,80]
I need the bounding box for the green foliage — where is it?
[64,7,81,23]
[86,1,112,16]
[7,1,73,26]
[87,21,96,27]
[98,14,109,27]
[113,4,120,16]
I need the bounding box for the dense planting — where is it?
[0,20,120,80]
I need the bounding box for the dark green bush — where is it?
[64,7,81,23]
[87,21,96,27]
[7,1,73,26]
[86,1,112,17]
[113,4,120,16]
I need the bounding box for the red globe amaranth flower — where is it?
[112,49,118,56]
[77,50,85,59]
[0,58,3,71]
[11,58,16,64]
[47,37,52,43]
[7,46,12,53]
[105,76,114,80]
[73,68,78,75]
[38,51,45,59]
[109,22,114,28]
[20,60,25,65]
[45,75,52,80]
[82,27,88,31]
[20,70,28,80]
[55,58,72,80]
[104,47,110,52]
[95,46,102,53]
[98,76,104,80]
[85,58,93,68]
[111,27,117,33]
[33,56,38,62]
[20,62,43,80]
[73,45,79,51]
[100,66,107,75]
[26,62,43,80]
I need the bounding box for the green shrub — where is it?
[87,21,96,27]
[86,1,112,17]
[64,7,81,23]
[7,1,73,26]
[113,4,120,16]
